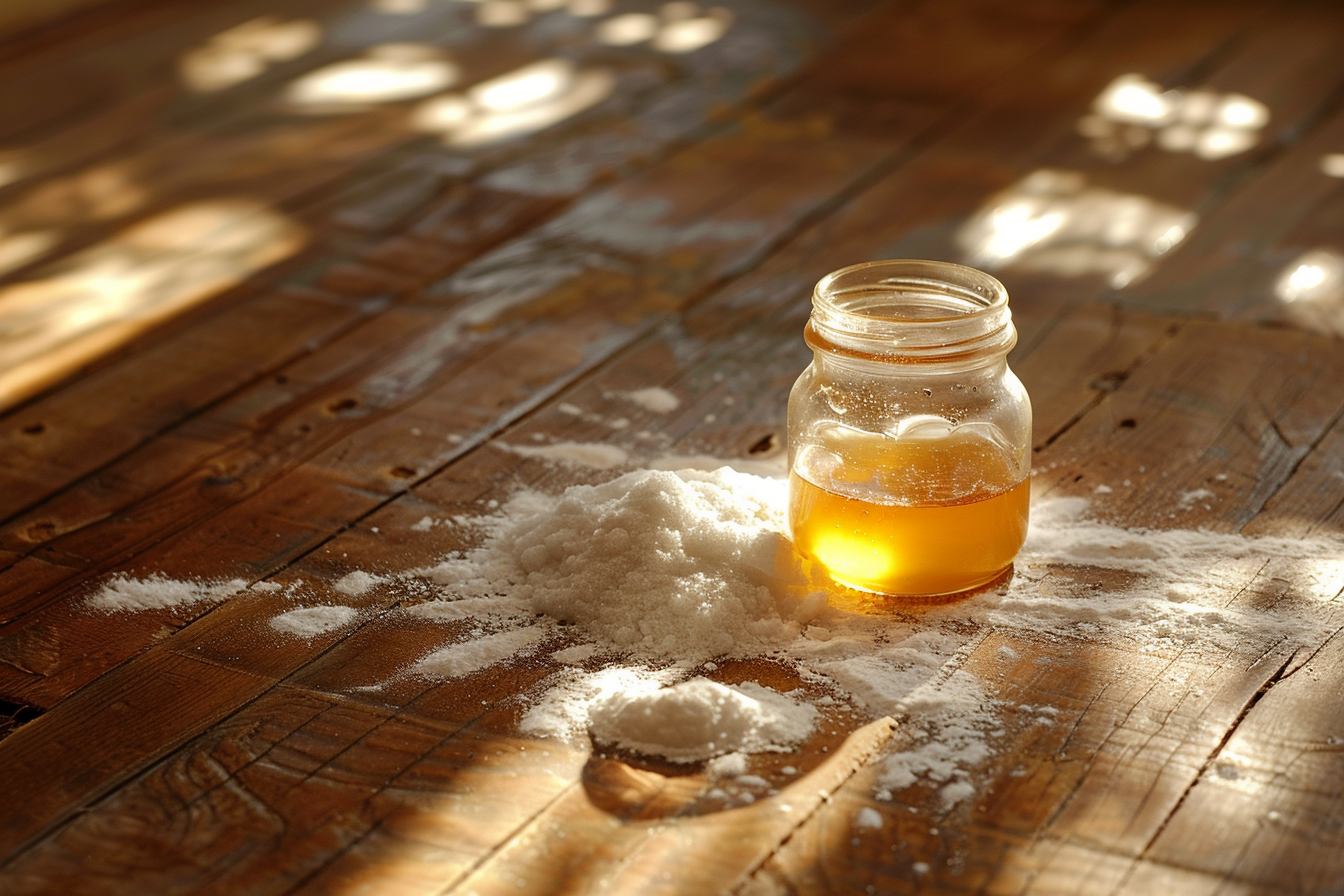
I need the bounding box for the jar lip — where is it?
[810,259,1014,361]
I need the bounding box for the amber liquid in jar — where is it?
[789,421,1028,595]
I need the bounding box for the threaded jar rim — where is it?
[808,259,1015,362]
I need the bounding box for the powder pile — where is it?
[270,605,358,638]
[87,575,248,612]
[421,467,810,661]
[587,677,818,762]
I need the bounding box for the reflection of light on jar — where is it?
[1322,154,1344,178]
[180,17,321,92]
[1275,249,1344,335]
[287,45,458,107]
[1078,73,1268,161]
[412,58,614,147]
[957,169,1196,288]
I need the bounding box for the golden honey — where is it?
[790,471,1028,595]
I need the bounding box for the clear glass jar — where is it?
[787,260,1031,596]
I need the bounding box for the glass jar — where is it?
[787,259,1031,596]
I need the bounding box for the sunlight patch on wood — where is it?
[0,200,305,409]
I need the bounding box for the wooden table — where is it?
[2,0,1344,892]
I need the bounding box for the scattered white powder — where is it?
[414,627,548,678]
[271,605,358,638]
[874,670,997,809]
[625,386,680,413]
[251,581,283,593]
[855,807,884,829]
[1178,487,1217,510]
[552,643,600,664]
[407,473,1344,786]
[98,461,1344,797]
[1093,484,1112,495]
[411,516,436,531]
[87,575,247,612]
[587,677,818,762]
[646,452,786,478]
[505,441,630,469]
[334,570,384,596]
[405,594,532,622]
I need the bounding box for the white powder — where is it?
[414,627,548,678]
[874,670,997,808]
[334,570,384,596]
[552,643,600,664]
[646,452,787,479]
[87,575,247,612]
[405,594,532,622]
[413,474,1344,786]
[625,386,680,413]
[505,441,630,469]
[271,605,358,638]
[96,461,1344,793]
[855,807,884,829]
[1178,487,1217,510]
[411,516,436,531]
[427,467,806,661]
[587,678,818,762]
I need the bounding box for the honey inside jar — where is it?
[789,417,1029,595]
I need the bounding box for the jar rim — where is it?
[810,259,1015,362]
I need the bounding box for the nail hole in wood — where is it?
[21,422,45,435]
[1118,418,1137,429]
[748,433,779,455]
[327,398,359,414]
[389,466,417,479]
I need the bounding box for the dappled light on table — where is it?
[179,16,322,92]
[412,58,614,147]
[0,200,304,409]
[597,3,732,51]
[287,44,459,109]
[1275,249,1344,335]
[957,169,1196,287]
[1322,154,1344,178]
[1078,73,1269,161]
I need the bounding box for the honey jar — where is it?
[787,260,1032,596]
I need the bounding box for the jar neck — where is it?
[808,260,1016,367]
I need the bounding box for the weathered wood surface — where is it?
[3,0,1344,893]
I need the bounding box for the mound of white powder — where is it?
[587,677,818,762]
[422,467,810,661]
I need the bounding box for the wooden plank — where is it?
[1142,629,1344,894]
